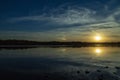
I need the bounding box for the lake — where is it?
[0,47,120,80]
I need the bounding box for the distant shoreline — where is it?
[0,40,120,48]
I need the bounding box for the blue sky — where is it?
[0,0,120,41]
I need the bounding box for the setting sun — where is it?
[94,35,102,41]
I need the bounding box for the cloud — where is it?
[8,5,120,27]
[3,4,120,41]
[9,7,97,25]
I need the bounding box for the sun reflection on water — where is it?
[95,48,102,56]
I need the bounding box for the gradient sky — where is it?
[0,0,120,41]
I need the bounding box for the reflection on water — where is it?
[0,47,120,65]
[60,48,67,52]
[95,48,102,54]
[94,48,102,56]
[0,47,120,80]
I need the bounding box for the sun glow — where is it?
[94,35,102,41]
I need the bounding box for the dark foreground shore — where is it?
[0,66,120,80]
[0,57,120,80]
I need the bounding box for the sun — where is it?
[94,35,101,41]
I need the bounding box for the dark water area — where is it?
[0,47,120,80]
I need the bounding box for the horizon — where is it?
[0,39,120,43]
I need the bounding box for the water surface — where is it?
[0,47,120,80]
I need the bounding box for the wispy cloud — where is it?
[4,4,120,41]
[8,5,120,27]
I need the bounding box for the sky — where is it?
[0,0,120,42]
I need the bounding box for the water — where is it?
[0,47,120,80]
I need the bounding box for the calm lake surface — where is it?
[0,47,120,80]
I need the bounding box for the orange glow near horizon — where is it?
[95,35,101,41]
[93,33,103,42]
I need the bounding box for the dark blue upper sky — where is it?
[0,0,120,41]
[0,0,118,18]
